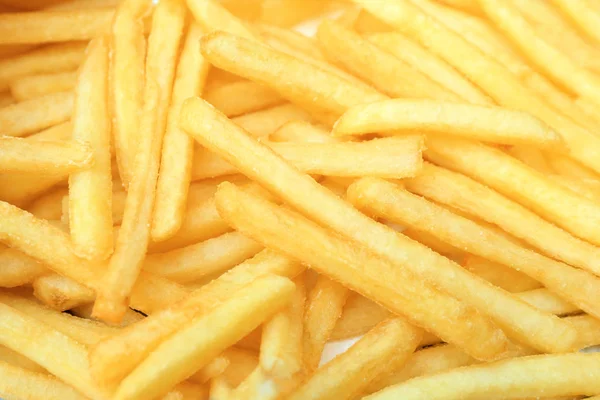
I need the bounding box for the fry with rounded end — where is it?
[32,273,95,311]
[335,99,562,148]
[364,353,600,400]
[9,71,77,101]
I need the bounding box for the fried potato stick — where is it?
[9,70,77,101]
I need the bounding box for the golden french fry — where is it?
[545,153,599,180]
[114,275,295,400]
[186,0,258,40]
[200,31,386,118]
[0,90,15,107]
[9,70,77,101]
[331,293,391,341]
[506,146,554,175]
[0,248,47,288]
[205,80,285,118]
[144,232,263,283]
[110,0,149,186]
[27,187,67,220]
[463,256,541,293]
[89,250,303,385]
[62,188,125,226]
[32,273,95,311]
[152,23,210,242]
[366,32,492,104]
[0,8,113,44]
[189,355,230,384]
[317,20,458,101]
[230,103,311,138]
[209,376,232,400]
[334,99,563,148]
[303,276,348,372]
[517,288,579,317]
[0,44,36,60]
[550,0,600,44]
[0,345,46,374]
[402,228,464,262]
[364,353,600,400]
[288,318,422,400]
[569,314,600,350]
[94,0,186,323]
[68,37,113,261]
[257,23,326,61]
[270,121,338,144]
[0,136,92,173]
[0,360,86,400]
[220,348,259,387]
[69,302,144,328]
[258,0,336,27]
[0,42,86,92]
[45,0,121,10]
[0,91,73,137]
[551,175,600,203]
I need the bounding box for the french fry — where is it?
[113,275,295,400]
[463,256,542,293]
[366,32,492,105]
[0,42,86,92]
[0,360,86,400]
[209,376,232,400]
[32,274,95,311]
[110,0,149,186]
[550,0,600,45]
[205,80,285,117]
[94,0,185,323]
[0,248,47,288]
[200,31,387,118]
[258,0,336,27]
[152,23,210,242]
[0,91,73,137]
[331,294,391,341]
[0,136,92,173]
[192,136,424,180]
[334,99,562,148]
[545,153,600,180]
[363,353,600,400]
[0,8,114,44]
[219,0,262,21]
[45,0,122,10]
[0,90,15,107]
[402,228,465,262]
[28,120,72,140]
[569,315,600,350]
[270,121,338,144]
[303,276,348,372]
[517,288,579,317]
[425,137,600,248]
[230,103,311,138]
[0,0,70,10]
[506,146,554,174]
[186,0,258,40]
[550,175,600,202]
[0,44,36,60]
[257,23,326,61]
[221,348,259,387]
[62,188,126,226]
[189,355,230,384]
[144,232,263,284]
[9,70,77,101]
[27,187,67,220]
[89,250,303,384]
[317,21,458,101]
[69,302,145,328]
[287,318,422,400]
[0,303,113,399]
[0,345,46,374]
[68,37,113,261]
[214,182,508,361]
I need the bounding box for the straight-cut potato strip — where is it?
[110,0,150,186]
[9,70,77,101]
[186,0,258,40]
[288,318,422,400]
[89,250,303,384]
[334,99,562,148]
[68,37,113,261]
[317,20,458,102]
[0,136,92,173]
[114,275,295,400]
[214,182,508,361]
[463,256,541,293]
[204,80,285,118]
[364,353,600,400]
[0,248,47,288]
[550,0,600,44]
[32,273,95,311]
[152,23,210,242]
[506,146,554,175]
[366,32,492,105]
[0,360,87,400]
[405,162,600,276]
[200,31,386,118]
[546,153,600,180]
[94,0,185,323]
[270,121,339,144]
[228,103,311,138]
[425,137,600,247]
[0,91,73,137]
[0,8,114,44]
[0,303,112,399]
[257,23,326,61]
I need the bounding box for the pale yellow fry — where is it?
[68,37,113,261]
[366,32,492,105]
[303,276,348,373]
[200,31,386,118]
[89,250,303,384]
[0,42,86,92]
[335,99,562,148]
[550,0,600,45]
[288,318,422,400]
[463,256,541,293]
[230,103,311,137]
[32,274,95,311]
[545,153,600,180]
[364,353,600,400]
[270,121,338,144]
[0,91,73,137]
[189,355,229,384]
[426,137,600,247]
[144,232,263,283]
[9,71,77,101]
[186,0,258,39]
[94,0,185,323]
[0,360,86,400]
[0,136,92,173]
[402,228,465,262]
[114,275,295,400]
[257,23,326,61]
[550,175,600,202]
[348,178,588,352]
[0,8,113,44]
[0,248,47,288]
[152,23,209,242]
[214,183,507,361]
[0,345,46,374]
[181,97,514,361]
[205,80,285,117]
[0,303,112,399]
[331,294,390,341]
[221,348,258,387]
[517,288,579,317]
[506,146,554,175]
[405,161,600,276]
[110,0,149,186]
[569,314,600,350]
[317,20,457,101]
[62,188,125,226]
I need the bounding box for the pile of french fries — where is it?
[4,0,600,399]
